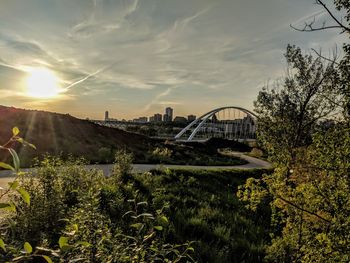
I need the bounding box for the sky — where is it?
[0,0,347,120]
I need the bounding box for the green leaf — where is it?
[16,138,24,144]
[0,238,6,252]
[0,202,16,212]
[0,203,11,209]
[160,216,169,224]
[27,143,36,150]
[41,255,53,263]
[22,139,36,150]
[12,127,20,136]
[72,224,78,233]
[0,162,15,171]
[8,148,20,172]
[17,188,30,206]
[154,225,163,231]
[187,247,195,252]
[24,242,32,254]
[8,202,16,212]
[58,236,69,249]
[130,223,143,229]
[8,181,19,190]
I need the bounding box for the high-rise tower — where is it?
[165,107,173,122]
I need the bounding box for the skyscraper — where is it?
[105,111,109,121]
[165,107,173,122]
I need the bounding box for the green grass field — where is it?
[130,168,273,262]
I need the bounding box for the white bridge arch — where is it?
[175,106,257,141]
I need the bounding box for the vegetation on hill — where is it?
[0,151,272,262]
[0,105,247,167]
[0,105,154,165]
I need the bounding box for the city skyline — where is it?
[104,106,195,123]
[0,0,347,119]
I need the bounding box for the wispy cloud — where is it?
[0,0,344,118]
[143,87,173,112]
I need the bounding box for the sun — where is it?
[26,68,61,98]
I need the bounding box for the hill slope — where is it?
[0,105,155,165]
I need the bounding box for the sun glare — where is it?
[26,68,61,98]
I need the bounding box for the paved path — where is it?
[0,153,271,189]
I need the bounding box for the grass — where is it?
[131,168,273,262]
[1,153,273,262]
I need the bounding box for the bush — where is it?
[97,147,113,163]
[1,154,196,262]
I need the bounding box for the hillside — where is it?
[0,105,156,165]
[0,105,249,167]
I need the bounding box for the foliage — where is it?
[98,147,114,163]
[1,137,272,262]
[151,147,173,164]
[132,168,273,263]
[255,44,340,165]
[239,1,350,262]
[112,149,134,183]
[249,148,264,159]
[0,128,59,262]
[1,151,196,262]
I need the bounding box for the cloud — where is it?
[0,0,346,118]
[172,7,210,32]
[68,0,140,39]
[64,64,112,90]
[158,101,182,105]
[143,87,173,112]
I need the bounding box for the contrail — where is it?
[143,87,172,112]
[64,64,112,90]
[293,10,327,26]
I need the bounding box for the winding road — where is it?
[0,153,271,189]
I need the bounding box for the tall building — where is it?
[154,113,162,122]
[188,115,196,122]
[105,111,109,121]
[165,107,173,122]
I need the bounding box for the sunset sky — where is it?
[0,0,346,120]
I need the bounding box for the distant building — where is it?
[149,116,155,122]
[164,107,173,122]
[163,114,170,122]
[187,115,196,122]
[105,111,109,121]
[153,113,162,122]
[133,117,148,123]
[139,117,148,123]
[173,116,187,123]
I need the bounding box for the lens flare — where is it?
[26,68,61,98]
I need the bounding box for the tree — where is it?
[255,44,340,165]
[291,0,350,117]
[239,1,350,261]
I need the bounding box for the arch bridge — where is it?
[175,106,257,141]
